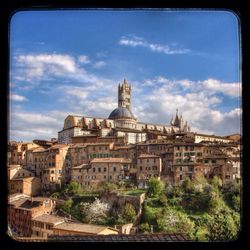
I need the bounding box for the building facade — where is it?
[58,80,190,144]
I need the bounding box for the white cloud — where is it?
[65,87,89,100]
[9,110,63,141]
[93,61,106,68]
[132,76,241,136]
[9,94,28,102]
[119,35,190,55]
[13,53,98,85]
[78,55,90,64]
[202,78,241,97]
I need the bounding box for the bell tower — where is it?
[118,79,131,110]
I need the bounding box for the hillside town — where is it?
[7,80,241,241]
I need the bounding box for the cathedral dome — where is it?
[108,107,135,120]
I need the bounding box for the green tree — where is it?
[139,223,151,233]
[61,198,73,213]
[79,198,110,224]
[182,177,194,193]
[142,204,156,224]
[210,176,223,192]
[100,182,118,195]
[147,177,164,197]
[158,193,168,206]
[206,209,239,241]
[156,208,195,237]
[232,195,241,213]
[68,181,81,195]
[122,203,137,223]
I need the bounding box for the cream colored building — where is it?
[58,80,189,144]
[193,133,234,143]
[32,214,65,238]
[9,176,42,196]
[136,154,162,188]
[53,222,119,236]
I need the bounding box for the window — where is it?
[140,166,142,171]
[204,159,209,164]
[113,167,116,172]
[104,167,106,172]
[110,176,112,179]
[189,166,194,172]
[93,168,95,172]
[180,174,183,180]
[212,160,216,164]
[180,167,182,171]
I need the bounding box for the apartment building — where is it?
[8,194,55,237]
[136,154,162,188]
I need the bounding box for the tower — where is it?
[118,79,131,110]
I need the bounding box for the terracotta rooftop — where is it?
[53,222,119,234]
[12,176,36,181]
[91,158,131,163]
[9,196,51,209]
[33,214,65,225]
[72,164,89,169]
[138,154,160,158]
[46,233,191,242]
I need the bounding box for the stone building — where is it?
[8,142,40,165]
[52,222,119,236]
[31,214,65,238]
[136,154,162,188]
[171,142,204,184]
[58,79,190,144]
[83,158,132,187]
[8,194,55,237]
[9,176,42,196]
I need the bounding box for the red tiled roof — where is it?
[91,158,131,163]
[46,233,191,242]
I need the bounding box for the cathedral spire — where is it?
[173,108,180,127]
[118,79,132,110]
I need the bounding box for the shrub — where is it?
[61,198,73,213]
[139,223,151,233]
[205,209,240,241]
[156,208,195,237]
[142,204,156,224]
[232,195,241,213]
[182,177,194,193]
[158,193,168,206]
[147,178,164,197]
[79,198,110,224]
[122,203,137,223]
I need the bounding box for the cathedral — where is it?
[58,79,191,144]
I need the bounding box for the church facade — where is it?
[58,79,191,144]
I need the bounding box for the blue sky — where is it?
[9,10,241,141]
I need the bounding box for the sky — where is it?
[9,10,241,142]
